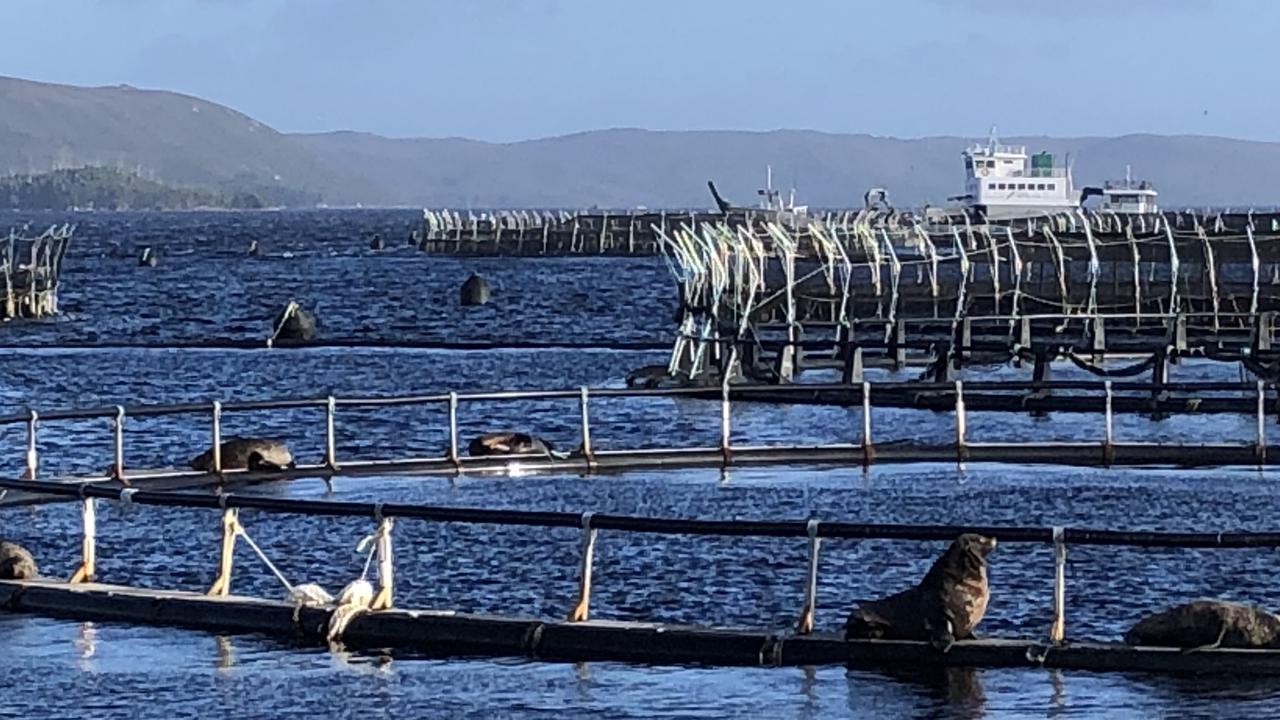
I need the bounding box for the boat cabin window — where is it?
[1017,183,1026,190]
[998,183,1007,190]
[1036,183,1046,190]
[1048,183,1056,190]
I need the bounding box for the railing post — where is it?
[720,379,732,466]
[567,512,597,622]
[1049,527,1067,645]
[1103,380,1114,466]
[447,392,460,468]
[1258,380,1267,464]
[325,395,338,470]
[954,380,968,461]
[861,381,874,467]
[579,386,596,469]
[68,497,96,583]
[211,401,223,474]
[207,506,238,596]
[24,409,38,479]
[371,515,395,610]
[112,405,125,481]
[797,519,821,634]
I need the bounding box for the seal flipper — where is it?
[1181,623,1228,654]
[928,618,956,653]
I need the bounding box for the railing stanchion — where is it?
[1258,380,1267,464]
[861,381,873,466]
[720,379,732,466]
[579,386,595,469]
[112,405,125,481]
[1049,526,1067,645]
[1103,380,1114,466]
[207,506,238,597]
[24,409,38,480]
[954,380,967,461]
[447,392,460,468]
[371,514,395,610]
[68,497,96,583]
[325,395,338,470]
[211,401,223,474]
[797,519,821,634]
[568,512,597,622]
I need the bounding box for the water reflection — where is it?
[74,622,96,673]
[215,635,234,672]
[850,665,987,720]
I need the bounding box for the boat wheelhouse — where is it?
[953,129,1078,220]
[1100,167,1159,214]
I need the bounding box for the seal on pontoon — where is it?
[468,431,562,459]
[369,233,384,251]
[248,239,263,257]
[190,437,296,472]
[1124,599,1280,651]
[845,533,997,651]
[0,541,38,579]
[460,273,491,306]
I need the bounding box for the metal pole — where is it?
[1258,380,1267,463]
[1050,526,1067,645]
[568,512,597,622]
[24,409,37,479]
[211,401,223,474]
[861,381,872,447]
[372,516,395,610]
[797,519,821,634]
[447,392,460,466]
[113,405,125,480]
[325,395,338,470]
[720,378,732,465]
[69,497,96,583]
[1100,379,1111,445]
[579,387,595,467]
[954,380,967,459]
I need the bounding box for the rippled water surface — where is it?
[2,211,1280,719]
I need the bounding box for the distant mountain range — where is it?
[2,75,1278,209]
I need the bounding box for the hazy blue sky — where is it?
[2,0,1270,141]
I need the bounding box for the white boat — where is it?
[951,128,1078,220]
[1099,166,1159,214]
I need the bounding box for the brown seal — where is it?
[845,533,997,651]
[1124,599,1280,651]
[0,541,38,579]
[468,431,554,458]
[190,437,295,472]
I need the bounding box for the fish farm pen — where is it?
[0,224,72,320]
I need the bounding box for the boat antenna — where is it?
[988,124,998,150]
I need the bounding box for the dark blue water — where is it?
[2,210,1280,719]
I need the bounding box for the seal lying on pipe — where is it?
[190,437,296,472]
[468,432,568,460]
[1124,599,1280,651]
[0,541,38,579]
[845,533,997,652]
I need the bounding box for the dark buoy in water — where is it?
[139,247,157,267]
[248,239,263,257]
[0,541,37,579]
[369,233,384,251]
[460,273,491,306]
[271,300,317,342]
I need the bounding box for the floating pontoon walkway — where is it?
[5,480,1280,676]
[6,579,1280,675]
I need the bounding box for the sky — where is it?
[1,0,1273,142]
